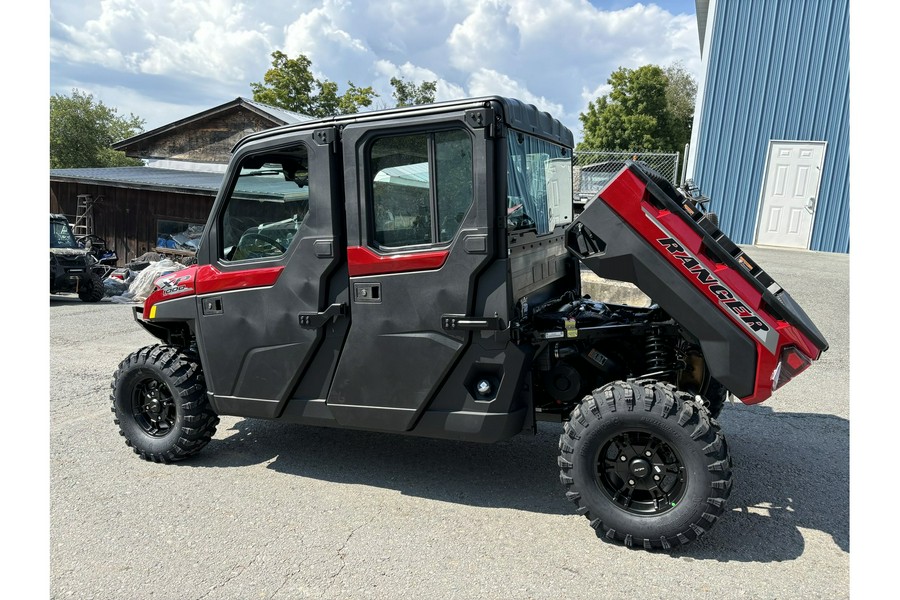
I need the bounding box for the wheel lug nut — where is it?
[645,451,652,457]
[653,475,660,481]
[620,455,627,462]
[628,479,635,486]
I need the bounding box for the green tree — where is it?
[250,51,378,118]
[578,63,696,152]
[50,90,145,169]
[664,61,698,152]
[390,77,437,107]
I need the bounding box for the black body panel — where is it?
[326,108,494,432]
[508,231,579,308]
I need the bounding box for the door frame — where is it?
[753,140,827,249]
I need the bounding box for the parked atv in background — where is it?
[50,214,106,302]
[109,97,828,550]
[77,233,118,267]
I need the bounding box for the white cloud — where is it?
[283,1,370,69]
[468,69,564,117]
[373,59,467,105]
[447,0,519,72]
[374,59,438,83]
[50,0,701,140]
[51,0,275,82]
[582,83,613,104]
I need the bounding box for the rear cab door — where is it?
[326,107,494,431]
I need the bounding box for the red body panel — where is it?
[598,170,821,404]
[142,264,284,319]
[347,246,449,277]
[195,264,284,294]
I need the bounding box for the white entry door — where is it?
[755,141,826,249]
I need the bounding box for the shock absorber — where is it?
[645,328,671,374]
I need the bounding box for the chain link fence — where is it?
[572,151,681,208]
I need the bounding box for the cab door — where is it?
[327,112,494,431]
[194,130,345,418]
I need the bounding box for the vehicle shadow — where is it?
[185,403,848,562]
[188,416,570,516]
[669,404,849,561]
[49,295,135,308]
[49,294,84,306]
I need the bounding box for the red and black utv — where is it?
[110,97,827,550]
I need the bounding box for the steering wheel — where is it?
[236,232,287,258]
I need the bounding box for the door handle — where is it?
[201,297,223,315]
[298,303,346,329]
[805,197,816,214]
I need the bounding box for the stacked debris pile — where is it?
[104,258,186,304]
[157,224,203,252]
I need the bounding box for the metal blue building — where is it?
[686,0,849,252]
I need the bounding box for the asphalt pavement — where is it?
[45,245,849,599]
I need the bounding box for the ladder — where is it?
[72,194,95,237]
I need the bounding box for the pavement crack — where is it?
[196,554,260,600]
[325,518,372,591]
[269,556,310,599]
[195,535,281,600]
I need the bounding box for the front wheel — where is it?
[558,380,732,550]
[111,345,219,462]
[78,274,104,302]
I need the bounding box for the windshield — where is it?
[507,133,573,234]
[51,219,79,249]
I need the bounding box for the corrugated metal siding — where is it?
[693,0,849,252]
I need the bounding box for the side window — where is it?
[435,130,473,242]
[220,146,310,262]
[370,130,473,248]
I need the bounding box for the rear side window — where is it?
[369,130,473,248]
[507,133,572,234]
[219,146,310,262]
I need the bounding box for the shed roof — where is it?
[241,99,311,127]
[50,166,224,196]
[112,97,311,153]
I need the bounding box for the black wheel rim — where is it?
[596,431,686,515]
[131,376,176,437]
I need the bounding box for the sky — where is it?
[48,0,702,142]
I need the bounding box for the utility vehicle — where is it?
[51,214,105,302]
[110,97,827,549]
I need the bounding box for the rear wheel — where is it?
[558,380,732,550]
[111,345,219,462]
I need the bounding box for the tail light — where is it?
[771,346,813,392]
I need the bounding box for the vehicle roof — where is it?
[233,96,574,153]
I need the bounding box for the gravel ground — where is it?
[38,245,849,599]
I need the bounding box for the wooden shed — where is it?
[49,97,309,265]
